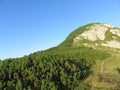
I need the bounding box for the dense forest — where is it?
[0,47,110,90]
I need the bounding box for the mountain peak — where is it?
[60,23,120,50]
[101,23,114,28]
[73,23,120,49]
[73,23,116,42]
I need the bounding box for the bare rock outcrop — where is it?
[73,23,120,49]
[102,40,120,48]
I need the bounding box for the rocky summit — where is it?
[73,23,120,48]
[60,23,120,52]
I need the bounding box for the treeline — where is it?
[0,47,110,90]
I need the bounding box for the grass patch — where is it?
[105,30,114,41]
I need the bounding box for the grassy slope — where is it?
[58,23,120,89]
[1,23,120,90]
[59,23,99,47]
[84,53,120,90]
[53,23,120,89]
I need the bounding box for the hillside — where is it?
[0,23,120,90]
[60,23,120,50]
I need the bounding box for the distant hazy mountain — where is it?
[0,23,120,90]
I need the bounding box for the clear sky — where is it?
[0,0,120,60]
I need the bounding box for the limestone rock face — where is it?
[102,40,120,48]
[74,24,108,41]
[73,23,120,49]
[110,29,120,36]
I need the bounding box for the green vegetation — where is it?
[105,30,114,41]
[1,23,120,90]
[84,54,120,90]
[59,23,111,48]
[59,23,97,47]
[0,47,110,90]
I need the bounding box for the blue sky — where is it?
[0,0,120,59]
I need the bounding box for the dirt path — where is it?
[98,55,114,82]
[88,54,120,89]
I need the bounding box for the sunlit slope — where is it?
[84,53,120,89]
[1,23,120,90]
[60,23,120,52]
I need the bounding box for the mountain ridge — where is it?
[60,23,120,53]
[0,22,120,90]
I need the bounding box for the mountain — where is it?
[60,23,120,50]
[0,23,120,90]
